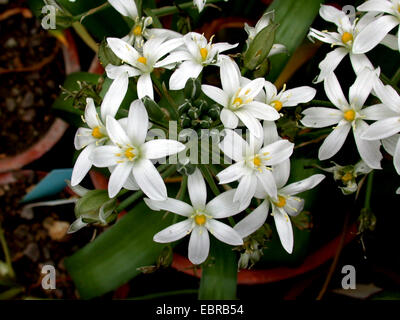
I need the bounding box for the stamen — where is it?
[272,100,283,112]
[253,156,262,167]
[124,147,136,161]
[341,32,353,44]
[200,48,208,60]
[91,126,104,139]
[341,172,353,183]
[194,214,206,226]
[274,195,286,208]
[137,56,147,64]
[343,109,356,122]
[133,25,142,36]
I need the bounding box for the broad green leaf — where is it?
[64,202,174,299]
[266,0,323,81]
[198,239,238,300]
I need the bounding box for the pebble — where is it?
[5,37,18,49]
[21,109,36,122]
[21,91,34,108]
[5,98,16,112]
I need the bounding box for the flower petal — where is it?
[261,139,294,166]
[142,139,185,160]
[373,79,400,113]
[218,129,247,161]
[235,109,263,138]
[107,37,139,66]
[84,98,101,128]
[280,86,316,107]
[153,219,193,243]
[188,168,207,209]
[314,47,348,84]
[207,219,243,246]
[318,121,351,160]
[349,67,374,108]
[362,104,399,120]
[361,117,400,140]
[206,189,245,218]
[108,161,133,198]
[101,72,129,122]
[106,115,131,146]
[74,128,95,150]
[144,198,193,216]
[217,162,247,184]
[132,159,167,200]
[382,134,400,156]
[71,144,95,186]
[284,196,305,217]
[220,58,240,97]
[90,145,120,167]
[263,120,280,145]
[280,174,325,196]
[324,72,349,109]
[201,85,229,107]
[349,53,374,75]
[169,60,203,90]
[233,174,257,207]
[353,120,382,169]
[301,107,343,128]
[273,208,294,254]
[272,159,291,189]
[220,108,239,129]
[234,200,269,238]
[188,227,210,265]
[137,73,154,100]
[256,169,277,199]
[241,101,280,121]
[127,99,148,145]
[108,0,138,18]
[393,138,400,174]
[105,64,141,79]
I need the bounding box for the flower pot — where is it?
[0,11,80,173]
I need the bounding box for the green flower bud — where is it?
[98,39,122,67]
[177,161,196,175]
[184,78,202,100]
[178,101,192,115]
[74,190,117,223]
[194,99,210,114]
[179,115,192,128]
[199,116,213,128]
[142,96,166,122]
[188,107,200,120]
[208,105,220,120]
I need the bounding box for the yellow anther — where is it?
[253,156,262,167]
[341,32,353,44]
[343,109,356,122]
[91,127,104,139]
[233,97,243,105]
[133,25,142,36]
[272,100,283,112]
[274,195,286,208]
[124,148,136,161]
[137,56,147,64]
[200,48,208,60]
[245,89,251,95]
[194,214,207,226]
[341,172,353,183]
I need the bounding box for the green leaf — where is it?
[266,0,323,81]
[198,239,238,300]
[64,202,174,299]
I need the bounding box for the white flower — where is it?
[146,168,244,265]
[234,160,325,254]
[244,10,286,56]
[217,123,294,207]
[108,0,138,19]
[256,81,316,114]
[301,68,384,169]
[202,58,280,137]
[308,4,377,83]
[168,32,237,90]
[90,99,185,199]
[194,0,206,12]
[361,78,400,173]
[106,36,183,99]
[353,0,400,53]
[71,72,129,186]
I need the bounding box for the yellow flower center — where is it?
[124,148,136,161]
[233,97,243,106]
[272,100,283,112]
[200,48,208,60]
[194,214,206,226]
[253,156,262,167]
[341,172,353,183]
[341,32,353,44]
[133,25,142,36]
[274,195,286,208]
[137,56,147,64]
[343,109,356,122]
[91,126,104,139]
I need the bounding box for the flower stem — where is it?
[172,175,188,225]
[151,0,224,17]
[392,67,400,87]
[364,171,374,210]
[73,2,110,22]
[0,222,15,280]
[72,22,98,53]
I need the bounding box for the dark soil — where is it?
[0,1,65,156]
[0,171,95,299]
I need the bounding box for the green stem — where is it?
[309,99,336,107]
[172,175,188,225]
[381,73,400,93]
[151,0,223,17]
[72,22,98,53]
[391,67,400,86]
[129,289,198,300]
[73,2,110,22]
[364,171,374,210]
[0,223,15,280]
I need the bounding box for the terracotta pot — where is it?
[0,30,80,173]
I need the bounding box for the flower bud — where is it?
[142,96,166,122]
[98,39,122,67]
[184,78,202,100]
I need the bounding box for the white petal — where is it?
[374,80,400,113]
[273,208,294,254]
[354,120,382,169]
[234,201,269,238]
[108,0,138,18]
[137,73,154,100]
[169,60,203,90]
[349,68,374,108]
[101,72,129,122]
[280,86,316,107]
[220,108,239,129]
[71,144,95,186]
[361,117,400,140]
[217,162,247,184]
[319,4,346,24]
[256,169,277,199]
[105,64,141,79]
[107,37,139,66]
[218,129,247,161]
[201,85,229,107]
[318,121,351,160]
[153,38,184,62]
[144,198,193,216]
[220,58,240,97]
[301,107,343,128]
[357,0,394,13]
[353,15,399,54]
[261,139,294,166]
[108,161,133,198]
[324,72,348,109]
[362,104,399,120]
[235,109,263,138]
[380,33,399,51]
[207,219,243,246]
[284,197,305,217]
[74,128,95,150]
[233,174,257,207]
[272,159,291,189]
[393,139,400,174]
[132,159,167,200]
[84,98,101,128]
[90,145,120,167]
[142,139,185,159]
[241,101,280,121]
[268,43,286,57]
[188,168,207,209]
[349,53,374,75]
[263,121,280,145]
[314,47,348,84]
[382,134,400,156]
[106,115,131,146]
[153,219,193,243]
[280,174,325,196]
[127,99,149,146]
[188,227,210,265]
[206,189,245,218]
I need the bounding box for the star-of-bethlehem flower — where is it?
[244,10,286,57]
[217,123,294,207]
[234,155,325,254]
[301,68,386,169]
[256,81,316,114]
[105,36,183,100]
[168,32,238,90]
[362,78,400,174]
[71,72,129,186]
[145,168,244,265]
[308,4,381,83]
[90,99,185,199]
[108,0,181,47]
[201,58,280,138]
[193,0,207,13]
[353,0,400,54]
